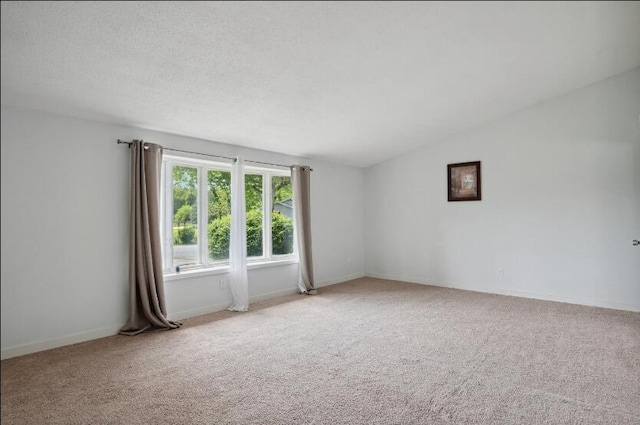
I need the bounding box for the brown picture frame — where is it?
[448,161,481,202]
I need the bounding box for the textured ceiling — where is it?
[2,1,640,167]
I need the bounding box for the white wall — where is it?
[3,69,638,360]
[0,107,365,359]
[365,68,640,311]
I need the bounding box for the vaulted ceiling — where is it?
[2,1,639,167]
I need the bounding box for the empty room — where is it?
[1,1,639,424]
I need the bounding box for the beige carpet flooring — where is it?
[2,278,639,424]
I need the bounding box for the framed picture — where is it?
[448,161,481,201]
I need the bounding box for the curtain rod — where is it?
[116,140,312,171]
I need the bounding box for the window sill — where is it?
[164,257,298,282]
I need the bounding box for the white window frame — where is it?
[160,154,297,278]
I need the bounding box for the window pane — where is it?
[172,166,199,267]
[272,176,294,255]
[245,174,263,257]
[207,170,231,262]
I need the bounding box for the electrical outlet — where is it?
[497,268,504,277]
[219,278,228,289]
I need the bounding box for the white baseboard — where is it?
[316,273,366,288]
[169,288,301,322]
[171,277,365,321]
[250,287,299,303]
[168,302,231,322]
[1,324,122,361]
[366,272,640,312]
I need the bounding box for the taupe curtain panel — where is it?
[120,141,181,336]
[291,166,316,294]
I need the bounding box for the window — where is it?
[161,155,295,275]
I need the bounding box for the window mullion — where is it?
[160,160,166,272]
[264,172,272,260]
[199,167,208,266]
[164,161,174,272]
